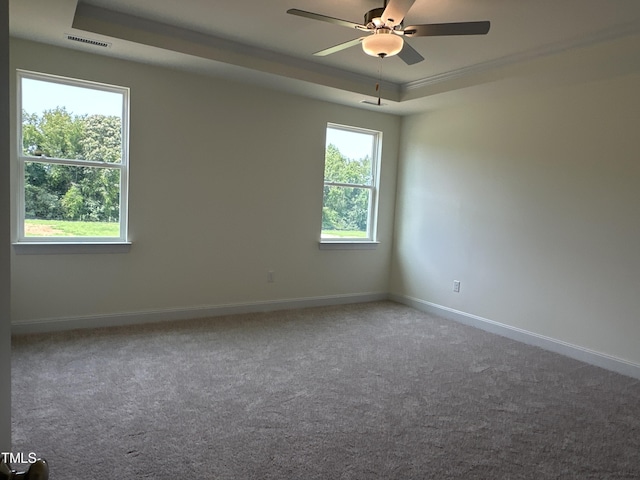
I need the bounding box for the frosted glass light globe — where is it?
[362,30,404,58]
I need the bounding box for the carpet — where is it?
[11,301,640,479]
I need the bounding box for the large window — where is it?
[321,124,381,242]
[17,70,129,243]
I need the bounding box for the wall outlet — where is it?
[267,270,275,283]
[453,280,461,293]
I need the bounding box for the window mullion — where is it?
[323,181,372,189]
[20,155,122,169]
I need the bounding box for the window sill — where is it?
[13,242,132,255]
[318,241,379,250]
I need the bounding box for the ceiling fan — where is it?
[287,0,490,65]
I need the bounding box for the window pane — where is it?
[21,78,123,163]
[324,127,374,185]
[321,185,370,239]
[24,162,120,237]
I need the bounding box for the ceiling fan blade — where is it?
[287,9,366,31]
[314,37,364,57]
[397,41,424,65]
[404,21,491,37]
[381,0,416,27]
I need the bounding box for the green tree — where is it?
[322,144,371,232]
[61,184,84,220]
[80,115,122,163]
[25,107,85,160]
[22,108,122,222]
[22,111,45,156]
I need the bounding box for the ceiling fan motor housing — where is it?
[364,7,385,26]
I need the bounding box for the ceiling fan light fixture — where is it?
[362,29,403,58]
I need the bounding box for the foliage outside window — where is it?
[322,124,381,242]
[17,71,129,243]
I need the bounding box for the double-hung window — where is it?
[321,123,381,242]
[16,70,129,243]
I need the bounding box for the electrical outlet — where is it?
[267,271,275,283]
[453,280,461,293]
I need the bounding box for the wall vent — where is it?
[65,34,111,48]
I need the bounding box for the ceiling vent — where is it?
[65,34,111,48]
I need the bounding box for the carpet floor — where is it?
[11,301,640,479]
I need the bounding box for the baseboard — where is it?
[11,292,389,335]
[14,292,640,380]
[390,294,640,381]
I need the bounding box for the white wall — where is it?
[10,39,400,325]
[391,72,640,366]
[1,0,12,451]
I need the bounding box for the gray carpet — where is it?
[11,301,640,479]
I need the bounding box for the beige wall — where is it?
[10,38,400,323]
[391,72,640,365]
[12,32,640,374]
[1,0,11,451]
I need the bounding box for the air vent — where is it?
[65,34,111,48]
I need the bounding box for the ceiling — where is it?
[9,0,640,114]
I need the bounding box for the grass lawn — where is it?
[25,219,120,237]
[321,229,367,238]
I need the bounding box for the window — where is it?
[321,124,381,242]
[17,70,129,243]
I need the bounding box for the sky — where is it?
[326,126,377,161]
[21,77,123,117]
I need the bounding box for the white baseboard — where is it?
[11,292,388,335]
[14,291,640,381]
[390,294,640,381]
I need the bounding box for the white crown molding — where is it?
[73,3,640,110]
[72,3,401,101]
[403,18,640,93]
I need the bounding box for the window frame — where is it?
[321,123,382,244]
[15,70,130,245]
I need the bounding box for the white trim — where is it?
[72,2,402,103]
[11,292,389,334]
[13,242,131,255]
[323,123,382,242]
[402,18,640,93]
[13,291,640,380]
[20,155,123,169]
[390,294,640,380]
[318,241,379,250]
[15,70,130,244]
